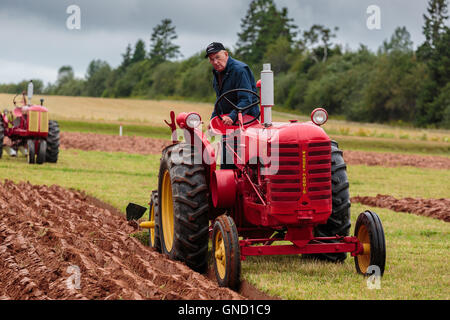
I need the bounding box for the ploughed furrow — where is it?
[0,179,243,300]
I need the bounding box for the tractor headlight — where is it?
[311,108,328,126]
[186,112,202,129]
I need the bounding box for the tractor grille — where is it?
[27,110,48,133]
[267,142,331,202]
[268,143,302,202]
[28,111,39,132]
[307,141,331,201]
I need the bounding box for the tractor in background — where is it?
[127,64,386,290]
[0,80,60,164]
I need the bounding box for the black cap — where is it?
[205,42,226,58]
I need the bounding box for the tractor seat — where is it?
[209,113,259,135]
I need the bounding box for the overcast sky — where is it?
[0,0,435,84]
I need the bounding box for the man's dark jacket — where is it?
[211,57,259,122]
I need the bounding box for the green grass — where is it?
[0,149,160,211]
[332,135,450,156]
[348,165,450,199]
[0,147,449,299]
[58,119,170,140]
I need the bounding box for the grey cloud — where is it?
[0,0,440,83]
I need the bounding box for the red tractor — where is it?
[127,64,386,289]
[0,80,60,164]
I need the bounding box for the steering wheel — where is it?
[214,88,261,126]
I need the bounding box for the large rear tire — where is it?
[46,120,60,163]
[308,140,351,262]
[158,143,209,273]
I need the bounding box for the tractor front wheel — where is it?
[27,140,35,164]
[212,215,241,290]
[157,143,209,273]
[36,140,47,164]
[354,210,386,276]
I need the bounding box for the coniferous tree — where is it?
[131,39,147,64]
[416,0,450,127]
[149,19,181,65]
[235,0,297,65]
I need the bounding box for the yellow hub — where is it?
[357,224,371,273]
[214,230,226,279]
[161,170,174,252]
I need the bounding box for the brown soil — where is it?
[343,150,450,170]
[60,132,171,155]
[351,195,450,222]
[0,179,245,300]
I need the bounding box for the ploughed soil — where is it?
[0,180,247,300]
[59,132,450,170]
[343,150,450,170]
[351,195,450,222]
[60,132,171,155]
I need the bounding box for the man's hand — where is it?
[222,116,233,126]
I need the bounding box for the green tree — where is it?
[235,0,297,65]
[263,36,293,73]
[149,19,181,65]
[120,43,133,71]
[415,0,450,127]
[85,59,112,97]
[379,26,413,54]
[131,39,147,64]
[299,25,339,63]
[418,0,449,60]
[57,65,75,85]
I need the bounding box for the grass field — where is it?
[0,94,449,299]
[0,148,448,300]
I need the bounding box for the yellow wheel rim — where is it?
[357,224,371,273]
[149,202,155,245]
[214,230,226,279]
[161,170,174,252]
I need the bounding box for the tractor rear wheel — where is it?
[212,215,241,290]
[46,120,60,163]
[27,140,36,164]
[308,140,351,262]
[149,190,161,252]
[0,121,4,159]
[157,143,209,273]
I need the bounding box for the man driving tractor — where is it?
[205,42,260,168]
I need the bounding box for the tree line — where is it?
[1,0,449,128]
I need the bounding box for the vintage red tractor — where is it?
[0,80,60,164]
[127,64,386,289]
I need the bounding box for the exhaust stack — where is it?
[260,64,274,126]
